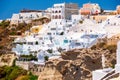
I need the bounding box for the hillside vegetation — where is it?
[0,66,38,80]
[0,17,50,80]
[0,17,50,52]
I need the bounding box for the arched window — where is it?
[55,15,58,19]
[90,30,92,32]
[55,11,58,13]
[59,10,61,13]
[59,15,61,19]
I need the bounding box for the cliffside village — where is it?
[0,2,120,80]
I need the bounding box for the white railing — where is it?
[101,69,116,80]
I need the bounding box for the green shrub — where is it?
[10,32,16,35]
[79,20,83,24]
[44,56,49,61]
[21,76,29,80]
[0,66,27,80]
[8,67,21,80]
[29,74,38,80]
[12,58,17,67]
[47,49,53,53]
[20,54,38,61]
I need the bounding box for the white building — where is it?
[11,2,120,65]
[47,3,80,35]
[51,3,79,20]
[12,17,105,56]
[10,10,49,25]
[104,15,120,38]
[115,41,120,73]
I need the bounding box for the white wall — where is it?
[92,70,109,80]
[115,41,120,73]
[72,15,81,24]
[10,12,43,25]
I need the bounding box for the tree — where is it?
[0,66,27,80]
[10,31,16,35]
[44,56,49,61]
[47,49,53,53]
[79,20,83,24]
[12,58,17,67]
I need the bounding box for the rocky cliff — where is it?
[38,47,116,80]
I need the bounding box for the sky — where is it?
[0,0,120,20]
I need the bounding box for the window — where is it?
[76,43,81,46]
[51,28,56,30]
[39,37,43,40]
[59,10,61,13]
[19,16,23,19]
[58,28,61,30]
[74,19,76,21]
[47,33,51,35]
[30,14,32,18]
[55,11,58,13]
[28,42,33,45]
[59,15,61,19]
[55,15,58,19]
[60,6,62,8]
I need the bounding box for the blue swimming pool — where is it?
[81,34,98,38]
[64,40,68,43]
